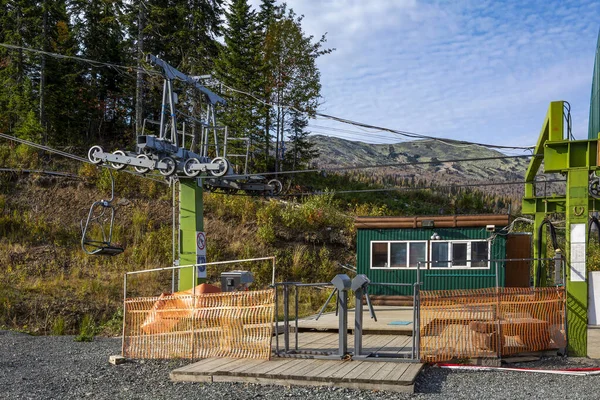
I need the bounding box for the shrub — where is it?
[74,314,95,342]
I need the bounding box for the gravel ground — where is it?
[2,330,600,400]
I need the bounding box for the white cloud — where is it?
[245,1,600,147]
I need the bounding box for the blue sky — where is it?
[252,0,600,150]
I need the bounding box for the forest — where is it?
[0,0,330,173]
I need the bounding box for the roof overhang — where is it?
[355,214,510,229]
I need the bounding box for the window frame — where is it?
[369,240,429,269]
[429,239,490,269]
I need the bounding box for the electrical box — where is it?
[220,270,254,292]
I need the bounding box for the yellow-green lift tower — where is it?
[523,101,598,357]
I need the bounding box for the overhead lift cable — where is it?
[0,43,536,153]
[225,154,537,179]
[207,178,566,197]
[0,132,167,184]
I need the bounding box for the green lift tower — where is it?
[523,31,600,357]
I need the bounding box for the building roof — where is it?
[354,214,510,229]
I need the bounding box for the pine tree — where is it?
[263,6,332,172]
[214,0,262,163]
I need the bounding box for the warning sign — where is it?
[196,231,207,279]
[197,232,206,251]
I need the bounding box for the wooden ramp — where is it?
[171,357,423,393]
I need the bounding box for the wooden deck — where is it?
[171,332,423,393]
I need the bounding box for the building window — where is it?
[430,240,489,269]
[370,241,427,269]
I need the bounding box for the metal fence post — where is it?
[295,284,299,352]
[283,284,290,352]
[274,284,279,354]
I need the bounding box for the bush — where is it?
[74,314,96,342]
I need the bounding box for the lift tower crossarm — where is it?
[147,54,227,106]
[524,101,564,198]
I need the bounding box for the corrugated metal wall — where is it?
[357,228,506,295]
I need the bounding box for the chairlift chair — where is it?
[81,170,124,256]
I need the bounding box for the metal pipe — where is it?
[125,256,276,275]
[121,273,127,356]
[159,80,167,138]
[172,179,176,293]
[354,286,363,357]
[191,262,196,360]
[167,80,178,147]
[315,289,337,320]
[295,285,299,352]
[274,285,279,353]
[338,288,348,356]
[283,284,289,352]
[412,283,417,359]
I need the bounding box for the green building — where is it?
[355,214,530,296]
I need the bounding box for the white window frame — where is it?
[369,240,428,269]
[429,240,490,269]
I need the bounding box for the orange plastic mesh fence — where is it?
[123,289,275,359]
[419,287,566,362]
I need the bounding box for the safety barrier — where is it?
[419,287,566,362]
[123,289,275,359]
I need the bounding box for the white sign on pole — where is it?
[196,231,207,279]
[570,223,586,282]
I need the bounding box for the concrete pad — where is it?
[587,326,600,359]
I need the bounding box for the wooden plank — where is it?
[296,360,339,381]
[275,359,320,376]
[367,361,397,381]
[397,363,423,384]
[213,359,254,374]
[245,358,297,375]
[313,360,356,379]
[341,361,374,380]
[381,363,411,382]
[327,361,363,379]
[181,358,231,373]
[278,359,323,376]
[264,359,306,375]
[228,359,270,374]
[357,362,387,381]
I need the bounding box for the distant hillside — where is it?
[308,135,542,199]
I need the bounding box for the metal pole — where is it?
[354,286,363,357]
[495,261,502,359]
[172,180,176,293]
[191,263,196,360]
[295,285,299,352]
[167,80,178,147]
[412,282,417,359]
[274,285,279,354]
[339,288,348,357]
[272,257,276,286]
[418,284,422,360]
[283,284,289,352]
[159,80,167,138]
[121,273,127,356]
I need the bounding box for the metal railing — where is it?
[272,281,336,357]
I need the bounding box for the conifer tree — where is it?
[214,0,263,163]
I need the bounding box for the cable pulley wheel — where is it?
[88,146,104,165]
[110,150,127,170]
[159,156,177,177]
[134,154,150,174]
[590,178,600,199]
[183,158,201,177]
[209,157,230,177]
[268,179,283,196]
